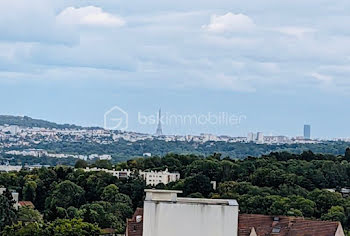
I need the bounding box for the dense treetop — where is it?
[2,150,350,235]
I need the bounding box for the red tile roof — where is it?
[18,201,35,208]
[238,214,342,236]
[126,209,343,236]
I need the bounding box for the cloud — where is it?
[275,27,316,39]
[310,72,333,82]
[203,74,256,92]
[57,6,126,27]
[0,0,77,45]
[202,13,255,33]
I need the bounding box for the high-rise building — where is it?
[155,109,163,136]
[247,132,254,142]
[304,125,311,140]
[257,132,264,143]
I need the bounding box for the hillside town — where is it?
[0,124,321,151]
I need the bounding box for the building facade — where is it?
[142,189,239,236]
[139,169,180,186]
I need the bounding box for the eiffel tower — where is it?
[155,108,163,136]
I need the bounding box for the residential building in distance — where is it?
[247,132,264,143]
[304,124,311,140]
[139,168,180,186]
[257,132,264,144]
[0,165,22,172]
[247,132,255,142]
[83,168,133,179]
[127,189,345,236]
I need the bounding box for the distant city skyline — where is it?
[0,113,318,140]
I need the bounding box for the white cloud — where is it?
[57,6,126,27]
[202,13,255,33]
[275,27,316,39]
[206,74,256,92]
[310,72,333,82]
[0,0,77,44]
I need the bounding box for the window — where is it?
[272,227,281,233]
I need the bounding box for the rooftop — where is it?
[144,189,238,206]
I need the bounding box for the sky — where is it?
[1,0,350,138]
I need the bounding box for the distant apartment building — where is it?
[256,132,264,143]
[83,168,132,179]
[304,124,311,140]
[263,136,290,144]
[139,169,180,186]
[247,132,264,143]
[126,190,344,236]
[0,165,22,172]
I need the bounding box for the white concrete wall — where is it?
[143,200,238,236]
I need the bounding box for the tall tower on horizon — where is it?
[304,124,311,140]
[155,108,163,136]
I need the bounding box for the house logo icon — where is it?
[104,105,128,131]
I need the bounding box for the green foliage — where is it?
[4,150,350,232]
[46,180,85,209]
[0,195,17,231]
[322,206,346,224]
[23,181,37,202]
[183,174,212,197]
[75,159,88,169]
[1,222,45,236]
[45,218,101,236]
[17,207,42,223]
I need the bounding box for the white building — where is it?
[257,132,264,143]
[142,189,239,236]
[139,169,180,186]
[0,165,22,172]
[83,168,132,179]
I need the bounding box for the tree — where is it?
[75,160,88,169]
[45,219,101,236]
[345,148,350,160]
[23,181,37,202]
[183,174,212,197]
[1,222,45,236]
[101,184,132,206]
[2,188,16,207]
[0,195,17,231]
[18,207,43,223]
[290,196,316,217]
[94,160,112,170]
[308,190,343,217]
[46,180,85,210]
[322,206,346,225]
